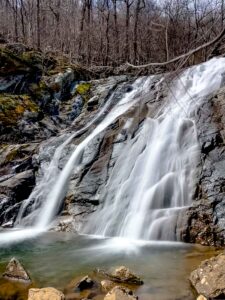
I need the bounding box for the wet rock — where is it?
[0,170,35,203]
[101,280,115,292]
[3,257,31,283]
[75,275,95,291]
[104,286,138,300]
[1,220,13,228]
[97,266,143,285]
[87,95,99,111]
[69,96,84,121]
[28,287,65,300]
[190,253,225,298]
[50,216,77,233]
[179,87,225,246]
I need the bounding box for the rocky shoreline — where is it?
[2,258,143,300]
[2,251,225,300]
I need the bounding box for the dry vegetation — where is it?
[0,0,225,69]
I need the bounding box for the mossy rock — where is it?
[0,48,32,75]
[0,47,56,76]
[75,82,92,101]
[29,79,51,100]
[0,94,39,126]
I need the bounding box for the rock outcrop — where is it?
[28,287,65,300]
[0,43,127,226]
[179,87,225,246]
[190,253,225,298]
[3,257,31,283]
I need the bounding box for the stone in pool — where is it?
[190,253,225,298]
[104,286,138,300]
[75,275,95,291]
[101,279,115,291]
[28,287,65,300]
[3,257,31,283]
[98,266,143,285]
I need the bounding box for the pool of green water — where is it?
[0,232,221,300]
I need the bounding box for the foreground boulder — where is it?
[3,257,31,283]
[197,296,207,300]
[97,266,143,285]
[28,287,65,300]
[104,286,138,300]
[190,253,225,298]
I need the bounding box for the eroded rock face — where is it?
[179,87,225,246]
[3,257,31,283]
[28,287,65,300]
[190,253,225,298]
[104,286,138,300]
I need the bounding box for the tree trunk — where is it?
[37,0,41,49]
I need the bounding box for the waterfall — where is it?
[15,76,152,229]
[2,57,225,244]
[83,57,225,240]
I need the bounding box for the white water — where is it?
[1,57,225,244]
[83,57,225,240]
[15,77,144,227]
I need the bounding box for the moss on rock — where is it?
[75,82,92,101]
[0,94,39,125]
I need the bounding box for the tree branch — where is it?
[126,26,225,69]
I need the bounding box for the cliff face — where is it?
[1,44,225,246]
[179,87,225,246]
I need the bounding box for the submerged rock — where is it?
[97,266,143,285]
[3,257,31,283]
[104,286,138,300]
[75,275,95,291]
[28,287,65,300]
[101,280,115,292]
[190,253,225,298]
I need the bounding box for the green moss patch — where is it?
[75,82,92,101]
[0,94,39,125]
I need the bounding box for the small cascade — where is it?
[16,77,152,229]
[5,57,225,243]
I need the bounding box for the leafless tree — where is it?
[0,0,224,68]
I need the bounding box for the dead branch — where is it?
[126,26,225,69]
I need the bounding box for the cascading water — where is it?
[83,57,225,240]
[1,57,225,244]
[16,76,151,229]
